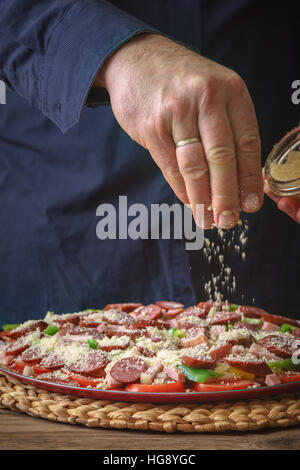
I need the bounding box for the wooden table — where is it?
[0,408,299,450]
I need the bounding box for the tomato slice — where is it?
[14,361,53,375]
[14,361,28,373]
[193,379,257,392]
[279,373,300,383]
[69,375,102,388]
[125,382,186,393]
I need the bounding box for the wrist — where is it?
[93,33,167,91]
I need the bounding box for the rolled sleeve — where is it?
[40,0,158,132]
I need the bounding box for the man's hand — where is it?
[95,33,263,229]
[263,172,300,223]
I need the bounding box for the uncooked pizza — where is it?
[1,301,300,392]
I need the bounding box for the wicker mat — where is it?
[1,373,300,433]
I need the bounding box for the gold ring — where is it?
[175,137,201,148]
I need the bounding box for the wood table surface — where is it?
[0,408,299,450]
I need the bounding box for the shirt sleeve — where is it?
[0,0,159,133]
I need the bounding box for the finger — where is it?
[198,106,239,229]
[228,83,263,213]
[173,120,213,229]
[277,197,300,223]
[264,179,300,223]
[147,136,189,204]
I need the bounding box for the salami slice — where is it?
[102,311,135,326]
[55,315,80,326]
[181,356,216,369]
[162,308,184,320]
[211,311,241,326]
[209,343,232,361]
[40,354,64,370]
[4,338,30,356]
[104,303,142,313]
[99,337,131,352]
[105,325,142,341]
[68,350,108,378]
[225,359,272,377]
[259,335,293,358]
[20,347,43,363]
[4,321,47,340]
[110,357,146,384]
[135,304,162,321]
[233,321,259,332]
[156,301,184,310]
[239,306,266,319]
[132,319,168,330]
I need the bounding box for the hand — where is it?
[95,33,263,229]
[263,171,300,223]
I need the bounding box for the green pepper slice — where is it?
[279,323,297,333]
[168,328,187,338]
[178,365,223,383]
[87,339,98,350]
[2,323,20,331]
[44,325,59,336]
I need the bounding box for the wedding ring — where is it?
[175,137,201,148]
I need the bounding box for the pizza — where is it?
[1,301,300,393]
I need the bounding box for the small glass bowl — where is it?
[264,126,300,197]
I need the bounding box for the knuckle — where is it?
[238,134,261,155]
[226,72,246,94]
[180,162,209,181]
[206,146,235,166]
[164,165,182,181]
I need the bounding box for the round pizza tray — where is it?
[1,372,299,433]
[1,365,300,403]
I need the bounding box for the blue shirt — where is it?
[0,0,299,323]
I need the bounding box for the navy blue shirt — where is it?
[0,0,299,323]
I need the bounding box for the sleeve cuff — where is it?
[40,0,159,133]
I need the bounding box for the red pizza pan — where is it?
[1,365,299,403]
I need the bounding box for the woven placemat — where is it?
[1,373,300,433]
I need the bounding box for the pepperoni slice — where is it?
[210,343,232,361]
[110,357,146,384]
[181,356,216,369]
[261,312,300,328]
[79,319,102,328]
[4,321,48,340]
[239,306,266,319]
[104,303,142,313]
[259,335,293,358]
[99,337,131,352]
[156,301,184,311]
[291,329,300,338]
[162,308,184,320]
[105,325,142,341]
[227,336,254,348]
[233,321,258,331]
[176,307,207,321]
[102,311,135,326]
[137,345,156,357]
[40,354,64,371]
[135,304,162,321]
[20,347,43,364]
[132,319,168,330]
[55,315,80,326]
[225,359,272,377]
[68,350,108,378]
[4,338,30,356]
[210,311,241,326]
